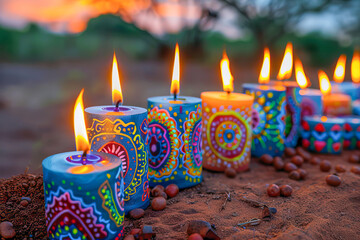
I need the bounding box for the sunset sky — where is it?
[0,0,351,39]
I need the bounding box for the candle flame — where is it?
[352,50,360,83]
[277,42,293,80]
[333,54,346,83]
[112,52,123,105]
[318,70,331,95]
[170,43,180,96]
[74,89,90,152]
[220,50,234,93]
[295,58,308,89]
[258,47,270,84]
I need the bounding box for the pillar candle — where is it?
[301,116,345,154]
[299,89,323,121]
[43,151,124,240]
[147,96,202,188]
[352,99,360,115]
[270,80,302,147]
[323,93,352,116]
[243,84,286,157]
[341,116,360,150]
[331,82,360,101]
[85,106,149,214]
[201,92,253,172]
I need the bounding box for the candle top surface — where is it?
[304,115,345,124]
[243,83,285,92]
[201,91,254,103]
[85,105,147,115]
[340,115,360,123]
[299,88,322,96]
[323,93,351,101]
[42,151,121,174]
[148,96,201,105]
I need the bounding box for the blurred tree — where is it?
[218,0,352,57]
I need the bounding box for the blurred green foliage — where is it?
[0,14,355,67]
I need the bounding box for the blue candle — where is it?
[243,83,286,157]
[299,88,322,121]
[147,96,202,188]
[302,115,345,154]
[43,90,125,240]
[85,106,149,214]
[341,116,360,150]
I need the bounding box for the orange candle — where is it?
[201,51,254,172]
[319,70,352,116]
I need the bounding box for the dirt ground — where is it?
[1,151,360,239]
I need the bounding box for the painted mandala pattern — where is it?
[87,118,147,203]
[284,87,301,147]
[245,88,286,157]
[207,111,251,162]
[147,107,181,179]
[182,106,202,178]
[46,191,107,240]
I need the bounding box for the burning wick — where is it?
[115,100,123,110]
[81,149,89,165]
[173,93,177,101]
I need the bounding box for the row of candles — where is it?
[42,43,360,239]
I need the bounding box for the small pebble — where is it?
[20,200,28,207]
[326,174,341,186]
[296,147,312,162]
[165,184,179,198]
[273,157,285,170]
[151,185,165,197]
[350,166,360,175]
[0,221,16,239]
[284,147,296,157]
[260,154,273,165]
[289,170,301,180]
[291,156,304,167]
[335,165,346,173]
[280,185,293,197]
[349,154,360,163]
[151,197,166,211]
[130,228,141,235]
[284,162,298,172]
[29,181,36,187]
[297,169,308,180]
[124,235,135,240]
[128,208,145,219]
[320,160,332,172]
[224,168,237,178]
[188,233,204,240]
[269,207,277,214]
[267,184,280,197]
[160,191,168,199]
[310,156,321,165]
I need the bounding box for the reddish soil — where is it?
[1,150,360,239]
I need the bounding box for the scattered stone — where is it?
[273,157,285,171]
[349,154,360,163]
[335,165,346,173]
[320,160,332,172]
[20,200,29,207]
[260,154,273,165]
[267,184,280,197]
[289,170,301,180]
[160,191,168,199]
[297,169,308,180]
[350,166,360,175]
[284,162,298,172]
[0,221,16,239]
[188,233,203,240]
[165,184,179,198]
[326,174,341,187]
[291,156,304,167]
[130,228,141,236]
[129,208,145,219]
[151,185,165,197]
[284,147,296,157]
[310,156,321,165]
[151,197,166,211]
[296,147,312,162]
[187,220,220,240]
[224,168,237,178]
[280,185,293,197]
[269,207,277,214]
